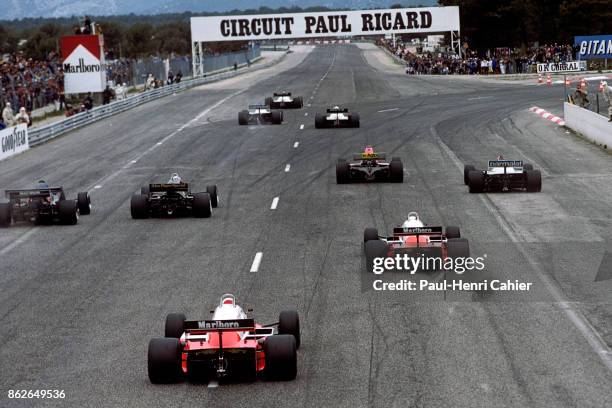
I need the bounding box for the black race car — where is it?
[238,105,283,125]
[336,147,403,183]
[130,174,218,219]
[265,92,303,109]
[0,182,90,226]
[315,106,360,128]
[464,159,542,193]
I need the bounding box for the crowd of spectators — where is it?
[379,38,578,75]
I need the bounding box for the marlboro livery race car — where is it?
[0,181,91,227]
[265,92,303,109]
[130,173,218,219]
[363,212,469,272]
[464,158,541,193]
[315,106,360,128]
[337,146,403,183]
[238,104,283,125]
[147,294,300,383]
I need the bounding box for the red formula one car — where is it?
[147,294,300,384]
[363,212,469,272]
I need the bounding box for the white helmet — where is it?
[168,172,181,184]
[402,212,424,228]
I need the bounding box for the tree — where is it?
[22,23,66,60]
[99,21,127,59]
[157,22,190,56]
[125,22,155,58]
[0,25,19,53]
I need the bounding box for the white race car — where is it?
[265,92,303,109]
[238,104,283,125]
[464,157,541,193]
[315,106,360,128]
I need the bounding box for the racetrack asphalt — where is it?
[1,43,612,408]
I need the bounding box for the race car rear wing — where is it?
[392,226,444,236]
[149,183,189,192]
[184,319,256,334]
[248,104,269,110]
[273,92,291,96]
[488,160,523,168]
[327,108,349,113]
[5,188,63,199]
[353,153,386,160]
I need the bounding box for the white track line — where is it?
[294,142,299,148]
[378,108,399,113]
[208,380,218,388]
[285,164,291,172]
[300,124,304,130]
[0,229,38,256]
[270,197,279,210]
[250,252,263,272]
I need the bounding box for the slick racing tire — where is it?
[463,165,475,185]
[350,113,360,128]
[468,170,485,193]
[192,192,212,218]
[279,310,301,349]
[271,110,283,124]
[165,313,186,338]
[294,96,303,108]
[336,160,350,184]
[77,192,91,215]
[314,113,326,128]
[148,338,183,384]
[58,199,78,225]
[238,110,249,125]
[523,163,534,171]
[130,194,149,219]
[206,185,219,208]
[447,238,470,260]
[365,240,388,273]
[389,159,403,183]
[445,226,461,239]
[526,170,542,192]
[363,227,379,243]
[141,185,150,195]
[264,335,297,381]
[0,203,11,227]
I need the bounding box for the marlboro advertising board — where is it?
[61,35,107,94]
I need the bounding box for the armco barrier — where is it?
[27,53,285,147]
[564,102,612,148]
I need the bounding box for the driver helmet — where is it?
[168,173,182,184]
[364,146,375,156]
[402,212,424,228]
[35,180,49,189]
[497,154,504,160]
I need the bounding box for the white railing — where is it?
[28,54,285,146]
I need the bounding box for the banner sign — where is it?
[537,61,586,74]
[61,35,107,94]
[191,7,460,42]
[0,124,29,161]
[575,35,612,59]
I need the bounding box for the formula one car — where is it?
[130,173,218,219]
[238,104,283,125]
[265,92,303,109]
[337,146,403,183]
[0,181,91,227]
[315,106,360,128]
[363,212,469,273]
[464,157,541,193]
[147,294,300,383]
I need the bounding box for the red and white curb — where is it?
[529,107,565,126]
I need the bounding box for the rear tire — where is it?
[279,310,300,349]
[206,185,219,208]
[271,111,282,124]
[165,313,186,338]
[238,110,249,125]
[148,338,183,384]
[315,113,326,128]
[468,170,484,193]
[294,97,303,108]
[463,165,475,185]
[130,194,149,219]
[192,192,212,218]
[264,335,297,381]
[363,227,379,243]
[77,192,91,215]
[58,199,78,225]
[336,160,350,184]
[389,160,403,183]
[0,203,11,227]
[350,113,360,128]
[523,163,534,171]
[446,226,461,239]
[365,240,388,273]
[526,170,541,192]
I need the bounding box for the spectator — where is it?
[602,82,612,122]
[83,93,94,110]
[175,71,182,83]
[102,85,114,105]
[573,85,589,108]
[15,107,30,127]
[2,102,15,127]
[145,73,155,91]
